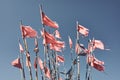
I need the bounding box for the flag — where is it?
[55,30,61,39]
[41,29,65,48]
[93,40,104,50]
[34,38,39,53]
[38,57,44,70]
[87,55,94,64]
[56,55,65,63]
[88,40,94,53]
[75,43,81,54]
[19,41,24,53]
[66,66,73,79]
[26,52,31,67]
[87,55,105,71]
[79,44,88,56]
[40,9,59,28]
[78,24,89,36]
[68,36,73,48]
[44,66,51,79]
[92,62,105,71]
[50,43,62,52]
[20,25,37,38]
[11,58,22,69]
[34,57,37,70]
[41,29,56,45]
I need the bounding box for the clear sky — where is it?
[0,0,120,80]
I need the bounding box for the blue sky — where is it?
[0,0,120,80]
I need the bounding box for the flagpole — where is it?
[18,39,26,80]
[76,21,80,80]
[20,21,33,80]
[23,38,33,80]
[34,38,39,80]
[40,5,47,80]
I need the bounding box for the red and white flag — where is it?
[56,55,65,63]
[87,55,105,71]
[92,62,105,71]
[19,42,24,53]
[20,25,37,38]
[41,29,65,49]
[75,43,81,54]
[55,30,61,39]
[44,66,51,79]
[40,9,59,28]
[93,40,104,50]
[50,43,62,52]
[11,58,22,69]
[34,57,37,70]
[68,36,73,49]
[26,52,31,67]
[78,24,89,36]
[38,57,44,70]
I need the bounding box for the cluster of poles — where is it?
[11,5,107,80]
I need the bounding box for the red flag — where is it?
[11,58,22,69]
[50,43,62,52]
[34,57,37,70]
[44,66,51,79]
[93,40,104,50]
[26,52,31,67]
[20,25,37,38]
[94,57,104,65]
[88,41,94,53]
[41,10,59,28]
[55,30,61,39]
[78,24,89,36]
[41,29,56,45]
[92,62,105,71]
[87,55,94,64]
[56,55,65,63]
[41,29,65,49]
[34,38,39,53]
[19,42,24,53]
[38,57,44,70]
[68,36,73,48]
[75,43,81,54]
[87,55,105,71]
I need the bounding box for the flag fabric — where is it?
[68,36,73,49]
[55,30,61,39]
[34,38,39,53]
[87,55,105,71]
[38,57,44,70]
[88,39,105,53]
[11,58,22,69]
[19,41,24,53]
[41,29,65,49]
[44,66,51,79]
[88,40,94,53]
[20,25,37,38]
[26,52,31,67]
[40,10,59,28]
[56,55,65,63]
[78,24,89,36]
[75,43,81,54]
[93,40,104,50]
[34,57,37,70]
[41,29,56,45]
[76,43,88,56]
[92,62,105,71]
[50,43,62,52]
